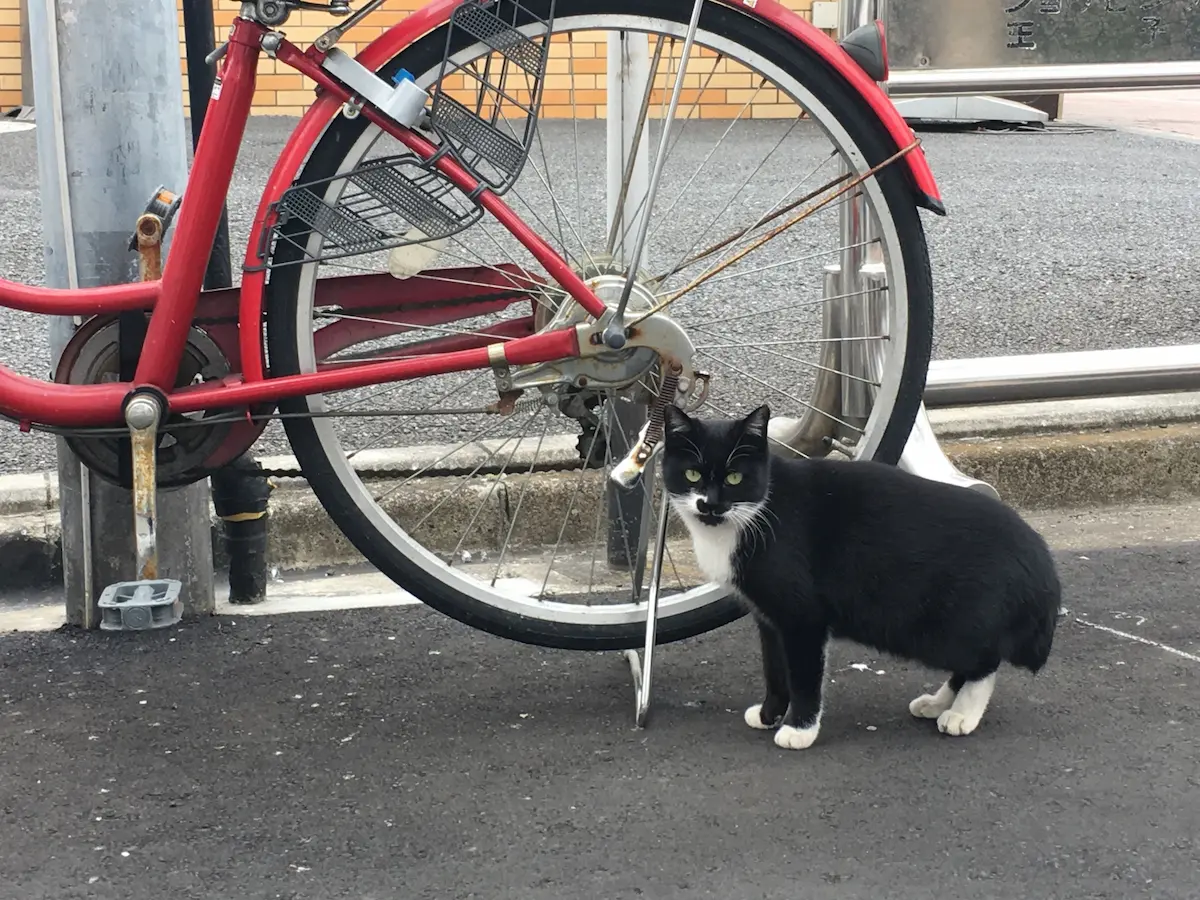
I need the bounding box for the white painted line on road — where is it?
[1075,617,1200,664]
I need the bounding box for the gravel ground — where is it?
[0,116,1196,475]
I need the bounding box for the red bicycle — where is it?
[5,0,940,648]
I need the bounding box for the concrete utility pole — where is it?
[27,0,215,626]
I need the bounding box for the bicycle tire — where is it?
[266,0,934,651]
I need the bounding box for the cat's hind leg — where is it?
[908,677,959,719]
[745,618,790,730]
[937,669,997,737]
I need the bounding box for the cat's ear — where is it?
[742,404,771,440]
[663,402,692,438]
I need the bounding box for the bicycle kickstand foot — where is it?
[622,489,671,729]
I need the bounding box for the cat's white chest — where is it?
[680,517,741,586]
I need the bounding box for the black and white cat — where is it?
[660,403,1060,750]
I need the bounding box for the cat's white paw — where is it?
[744,704,775,730]
[936,673,995,737]
[774,723,819,750]
[936,710,979,736]
[909,682,956,719]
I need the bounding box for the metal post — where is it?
[27,0,215,627]
[605,30,654,578]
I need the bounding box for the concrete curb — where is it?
[4,393,1200,589]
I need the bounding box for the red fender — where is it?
[240,0,942,381]
[349,0,944,213]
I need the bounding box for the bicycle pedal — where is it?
[97,579,183,632]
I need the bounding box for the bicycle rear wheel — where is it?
[265,0,933,650]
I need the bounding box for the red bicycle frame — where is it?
[0,0,942,431]
[0,15,608,429]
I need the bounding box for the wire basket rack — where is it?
[261,0,557,271]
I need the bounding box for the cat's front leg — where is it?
[773,629,828,751]
[745,618,790,730]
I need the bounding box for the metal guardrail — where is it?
[924,346,1200,408]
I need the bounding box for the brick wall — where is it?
[0,0,19,110]
[1,0,819,117]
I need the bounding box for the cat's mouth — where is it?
[696,510,727,526]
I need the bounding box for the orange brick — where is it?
[258,73,305,90]
[570,57,607,74]
[252,89,277,106]
[707,72,756,89]
[0,10,19,25]
[752,103,803,119]
[0,57,18,75]
[699,104,747,119]
[727,87,779,105]
[276,89,318,106]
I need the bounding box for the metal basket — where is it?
[260,0,556,270]
[428,0,557,194]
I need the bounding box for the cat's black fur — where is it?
[661,402,1060,748]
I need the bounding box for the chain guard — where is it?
[55,316,237,489]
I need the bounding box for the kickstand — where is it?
[623,488,671,729]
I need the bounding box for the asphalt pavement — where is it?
[0,116,1197,474]
[2,537,1198,900]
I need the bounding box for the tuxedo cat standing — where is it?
[660,403,1060,750]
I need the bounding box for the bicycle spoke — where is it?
[604,33,668,259]
[703,397,812,460]
[690,330,881,388]
[411,404,545,534]
[450,406,549,566]
[638,74,769,251]
[318,310,521,342]
[654,151,841,283]
[537,412,607,600]
[373,406,536,505]
[697,349,865,435]
[610,48,730,263]
[602,392,654,602]
[610,0,707,323]
[569,32,583,231]
[490,410,554,587]
[699,335,886,349]
[340,370,492,461]
[687,285,877,327]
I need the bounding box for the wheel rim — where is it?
[281,13,916,629]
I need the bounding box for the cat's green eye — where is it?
[725,471,744,486]
[685,469,702,483]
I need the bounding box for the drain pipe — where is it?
[210,457,273,605]
[181,0,273,602]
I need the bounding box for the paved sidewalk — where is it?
[1062,89,1200,141]
[2,519,1198,899]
